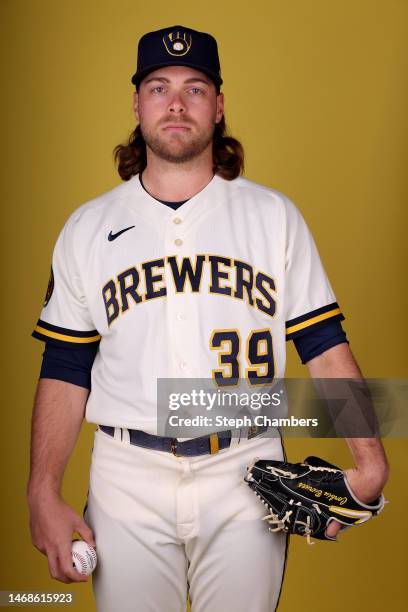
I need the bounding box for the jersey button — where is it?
[174,238,183,246]
[173,217,182,225]
[176,312,186,321]
[179,361,188,370]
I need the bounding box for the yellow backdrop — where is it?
[1,0,407,610]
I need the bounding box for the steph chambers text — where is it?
[168,415,318,428]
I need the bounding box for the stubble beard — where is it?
[140,120,215,164]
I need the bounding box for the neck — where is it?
[142,145,214,201]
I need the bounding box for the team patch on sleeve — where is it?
[43,267,54,307]
[285,302,344,340]
[32,319,101,346]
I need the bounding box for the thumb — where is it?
[325,519,342,540]
[75,518,96,548]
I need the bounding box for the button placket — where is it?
[164,215,194,376]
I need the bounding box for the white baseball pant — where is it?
[84,428,288,612]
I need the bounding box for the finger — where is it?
[58,541,89,583]
[75,520,97,548]
[47,551,72,584]
[61,557,88,582]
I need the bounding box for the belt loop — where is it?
[240,426,249,440]
[171,438,179,456]
[228,427,240,450]
[248,425,258,439]
[113,427,122,441]
[210,433,219,455]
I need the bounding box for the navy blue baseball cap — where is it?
[131,25,223,91]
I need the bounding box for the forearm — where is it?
[27,378,89,500]
[307,342,362,379]
[307,344,389,478]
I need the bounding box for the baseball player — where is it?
[28,25,389,612]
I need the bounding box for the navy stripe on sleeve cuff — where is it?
[40,342,98,390]
[293,319,348,364]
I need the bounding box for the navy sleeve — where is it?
[40,342,98,389]
[293,320,348,365]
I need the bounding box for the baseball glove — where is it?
[245,455,386,544]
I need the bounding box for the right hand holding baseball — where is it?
[28,491,96,584]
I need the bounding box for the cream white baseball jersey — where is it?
[33,173,343,432]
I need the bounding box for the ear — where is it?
[215,92,224,124]
[132,90,139,120]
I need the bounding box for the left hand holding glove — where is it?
[245,455,387,544]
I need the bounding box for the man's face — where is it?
[133,66,224,164]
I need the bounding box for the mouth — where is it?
[162,124,192,131]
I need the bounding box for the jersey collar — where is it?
[123,172,226,228]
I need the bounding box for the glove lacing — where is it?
[262,499,322,545]
[262,508,293,533]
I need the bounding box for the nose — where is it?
[168,91,185,114]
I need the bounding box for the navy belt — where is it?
[98,425,267,457]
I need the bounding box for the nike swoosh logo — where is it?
[108,226,135,241]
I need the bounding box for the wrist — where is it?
[348,463,389,499]
[354,458,389,480]
[349,439,389,478]
[27,479,62,505]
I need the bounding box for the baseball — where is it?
[71,540,97,576]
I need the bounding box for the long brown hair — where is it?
[113,116,244,181]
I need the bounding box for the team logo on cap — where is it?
[163,30,192,56]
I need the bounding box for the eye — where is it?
[190,87,202,95]
[151,86,165,94]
